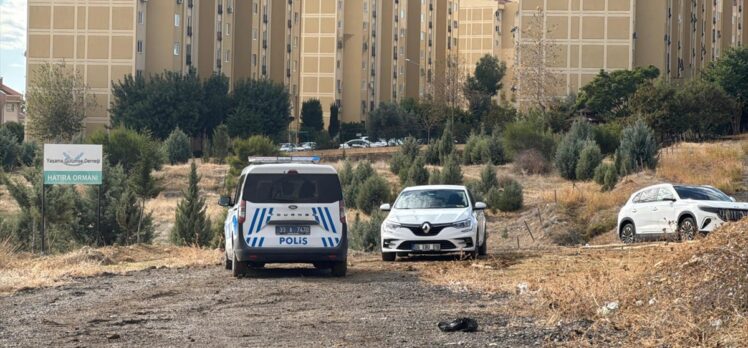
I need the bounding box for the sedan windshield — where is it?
[394,189,469,209]
[673,186,732,202]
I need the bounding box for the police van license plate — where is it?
[413,243,440,251]
[275,226,311,235]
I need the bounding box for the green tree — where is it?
[211,124,231,163]
[227,135,278,178]
[479,164,499,195]
[25,63,95,142]
[406,156,430,186]
[465,55,507,122]
[301,98,324,132]
[678,79,736,139]
[227,79,291,140]
[555,120,594,180]
[200,73,230,136]
[366,102,408,140]
[575,65,660,119]
[329,103,340,139]
[0,127,19,171]
[111,70,203,139]
[629,80,682,141]
[1,122,24,143]
[163,127,192,165]
[704,46,748,132]
[88,127,163,173]
[129,145,163,243]
[617,120,659,175]
[440,154,463,185]
[172,162,212,246]
[575,141,603,181]
[503,120,556,160]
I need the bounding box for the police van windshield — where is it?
[243,174,343,204]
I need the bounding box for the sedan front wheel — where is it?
[678,217,697,241]
[621,223,636,244]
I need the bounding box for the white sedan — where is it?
[379,185,488,261]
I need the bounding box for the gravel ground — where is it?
[0,262,553,347]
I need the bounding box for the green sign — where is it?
[44,171,102,185]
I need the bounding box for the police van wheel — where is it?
[330,261,347,277]
[231,253,247,278]
[224,251,232,270]
[382,252,396,262]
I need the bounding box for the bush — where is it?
[405,156,429,186]
[355,175,391,215]
[439,154,463,185]
[513,149,551,175]
[1,122,24,143]
[479,164,499,194]
[17,142,38,167]
[464,181,485,203]
[89,127,164,173]
[594,163,619,191]
[228,135,278,176]
[617,120,659,175]
[592,123,621,155]
[494,177,523,212]
[424,141,440,164]
[338,160,354,187]
[488,130,507,165]
[486,187,502,213]
[390,152,411,176]
[349,211,385,252]
[163,127,192,165]
[437,125,454,163]
[555,120,596,180]
[503,120,556,160]
[400,137,420,160]
[428,168,442,185]
[211,124,231,163]
[0,128,19,171]
[342,161,376,210]
[575,141,603,181]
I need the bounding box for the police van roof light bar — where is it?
[247,156,321,164]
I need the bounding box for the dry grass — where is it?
[0,244,221,296]
[657,141,745,194]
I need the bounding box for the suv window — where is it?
[635,188,658,203]
[657,188,676,201]
[242,173,342,204]
[233,174,246,204]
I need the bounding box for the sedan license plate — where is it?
[275,226,310,235]
[413,243,441,251]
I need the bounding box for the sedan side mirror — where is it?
[474,202,487,210]
[218,196,233,207]
[380,203,391,211]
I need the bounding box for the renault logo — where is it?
[421,222,431,234]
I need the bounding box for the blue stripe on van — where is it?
[328,237,335,247]
[322,238,328,247]
[266,208,274,225]
[251,237,258,247]
[247,209,260,235]
[324,208,337,233]
[335,237,340,245]
[259,237,265,247]
[255,208,267,233]
[318,207,329,231]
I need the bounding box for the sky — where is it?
[0,0,27,94]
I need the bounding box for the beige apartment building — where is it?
[457,0,502,74]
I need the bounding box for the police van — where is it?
[218,156,348,277]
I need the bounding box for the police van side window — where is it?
[233,175,246,205]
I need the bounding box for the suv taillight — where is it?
[339,200,347,224]
[238,200,247,224]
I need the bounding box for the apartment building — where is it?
[457,0,502,74]
[0,78,25,124]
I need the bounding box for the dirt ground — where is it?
[0,254,556,348]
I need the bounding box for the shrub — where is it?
[424,141,440,164]
[89,127,164,173]
[488,130,507,165]
[228,135,278,176]
[17,142,38,167]
[479,164,499,194]
[343,161,376,210]
[338,160,354,186]
[617,120,659,175]
[400,137,420,160]
[438,125,454,162]
[594,163,619,191]
[0,128,19,171]
[211,124,231,163]
[428,168,442,185]
[163,127,192,165]
[440,154,463,185]
[390,152,411,176]
[495,177,523,212]
[465,181,485,203]
[514,149,551,175]
[171,162,212,246]
[575,141,603,181]
[555,120,595,180]
[355,175,391,215]
[592,123,621,155]
[503,120,556,160]
[349,211,385,252]
[486,187,502,213]
[406,156,429,186]
[1,122,24,143]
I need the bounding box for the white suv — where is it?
[379,185,488,261]
[219,157,348,277]
[617,183,748,243]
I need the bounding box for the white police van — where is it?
[219,157,348,277]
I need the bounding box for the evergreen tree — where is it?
[129,145,163,243]
[301,98,324,131]
[172,162,212,246]
[329,103,340,139]
[211,124,231,163]
[163,127,192,165]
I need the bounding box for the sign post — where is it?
[42,144,103,253]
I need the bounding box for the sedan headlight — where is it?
[383,221,401,231]
[452,219,472,229]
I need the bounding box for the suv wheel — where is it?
[678,217,697,241]
[231,252,248,278]
[382,252,396,262]
[331,261,347,277]
[621,223,636,244]
[224,251,232,270]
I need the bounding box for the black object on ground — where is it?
[438,318,479,332]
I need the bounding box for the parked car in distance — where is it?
[379,185,487,261]
[301,142,317,151]
[339,139,371,149]
[370,139,388,148]
[279,143,294,152]
[617,184,748,243]
[388,138,404,147]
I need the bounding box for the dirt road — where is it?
[0,258,552,347]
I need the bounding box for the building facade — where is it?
[0,78,25,124]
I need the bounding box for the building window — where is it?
[174,42,181,55]
[253,29,258,40]
[175,14,180,27]
[137,40,143,53]
[6,104,14,112]
[138,11,144,24]
[252,54,257,65]
[225,50,231,62]
[226,23,231,36]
